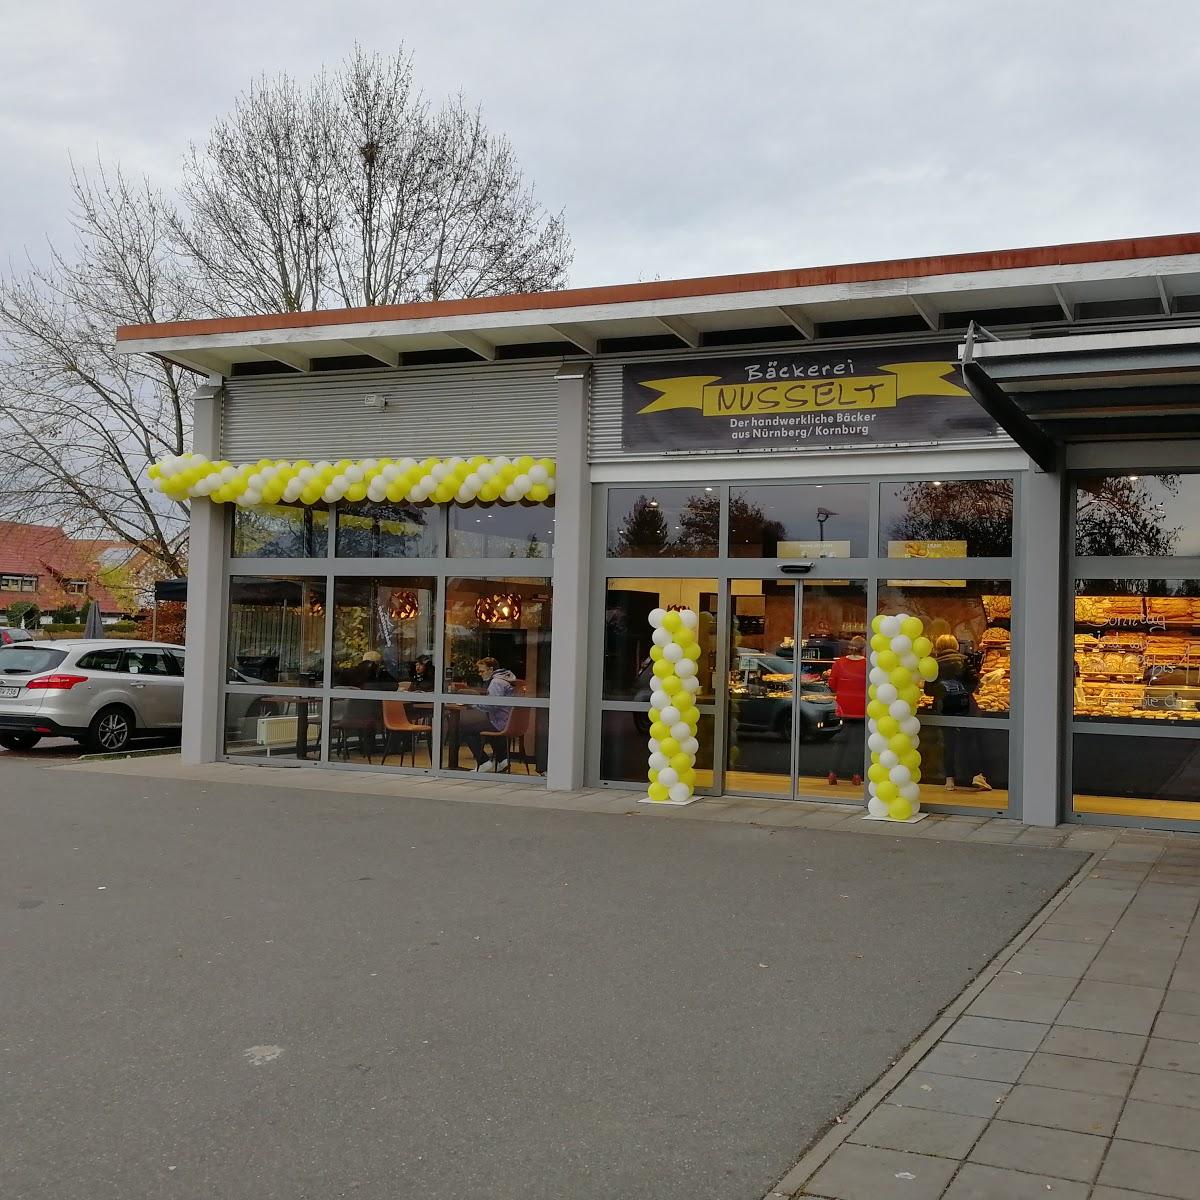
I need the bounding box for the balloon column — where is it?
[149,453,556,506]
[865,613,938,821]
[643,608,703,805]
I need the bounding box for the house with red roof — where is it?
[0,522,136,623]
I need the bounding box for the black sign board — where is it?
[622,344,1000,452]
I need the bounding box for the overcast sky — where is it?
[4,1,1200,291]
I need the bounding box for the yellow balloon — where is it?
[652,660,673,679]
[889,796,913,821]
[866,700,888,720]
[529,484,550,502]
[901,616,923,640]
[890,667,913,689]
[901,685,922,707]
[669,752,691,772]
[648,782,669,802]
[650,645,664,661]
[912,636,932,658]
[868,763,888,783]
[877,715,899,738]
[877,780,898,802]
[648,768,659,783]
[877,649,899,671]
[662,611,683,633]
[871,615,885,633]
[649,721,668,740]
[662,675,682,695]
[648,708,661,723]
[870,633,888,653]
[680,767,696,786]
[901,749,922,769]
[918,657,939,681]
[346,483,368,502]
[660,737,680,757]
[888,733,911,755]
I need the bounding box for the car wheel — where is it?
[87,706,134,754]
[0,732,40,751]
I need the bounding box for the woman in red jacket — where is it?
[826,635,867,786]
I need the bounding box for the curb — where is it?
[761,846,1105,1199]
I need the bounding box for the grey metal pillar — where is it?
[546,362,592,791]
[1015,467,1065,825]
[180,379,225,764]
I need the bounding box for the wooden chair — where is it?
[380,700,432,767]
[482,706,538,774]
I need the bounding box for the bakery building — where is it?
[116,233,1200,829]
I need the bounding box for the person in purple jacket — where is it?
[461,657,517,772]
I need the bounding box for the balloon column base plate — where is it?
[640,795,697,807]
[862,812,928,824]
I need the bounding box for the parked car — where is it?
[0,639,185,753]
[728,649,842,741]
[0,626,34,646]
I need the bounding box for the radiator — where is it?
[256,716,299,750]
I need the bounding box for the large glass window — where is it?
[880,479,1013,558]
[444,577,552,697]
[600,710,715,789]
[606,487,718,557]
[449,502,555,559]
[441,703,548,774]
[232,505,329,558]
[224,694,323,760]
[227,576,327,687]
[335,502,440,559]
[1073,732,1200,821]
[1076,474,1200,557]
[1073,580,1200,726]
[730,483,868,558]
[330,577,437,690]
[602,578,718,702]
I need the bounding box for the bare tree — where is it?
[0,162,193,576]
[174,45,572,312]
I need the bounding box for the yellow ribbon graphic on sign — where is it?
[636,362,967,416]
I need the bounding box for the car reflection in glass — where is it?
[729,650,842,741]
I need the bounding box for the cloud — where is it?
[3,0,1199,288]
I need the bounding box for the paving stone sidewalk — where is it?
[775,832,1200,1200]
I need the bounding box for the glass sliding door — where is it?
[723,578,867,801]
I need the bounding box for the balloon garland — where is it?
[865,612,938,821]
[148,453,556,506]
[644,607,702,805]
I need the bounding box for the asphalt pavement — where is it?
[0,754,1084,1200]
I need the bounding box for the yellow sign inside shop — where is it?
[635,361,967,417]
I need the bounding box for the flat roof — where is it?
[115,232,1200,376]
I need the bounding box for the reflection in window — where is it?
[335,502,440,558]
[880,479,1013,558]
[878,580,1012,716]
[730,484,869,558]
[448,502,554,558]
[606,488,718,557]
[330,578,436,690]
[1073,579,1200,725]
[600,710,715,788]
[443,577,552,697]
[232,505,329,558]
[326,696,433,769]
[227,577,327,686]
[1075,474,1200,557]
[602,578,718,701]
[1074,732,1200,820]
[224,694,323,760]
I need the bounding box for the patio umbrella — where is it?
[83,600,104,639]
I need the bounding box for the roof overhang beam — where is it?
[656,315,701,348]
[445,331,497,361]
[339,338,401,367]
[548,324,597,355]
[776,305,816,339]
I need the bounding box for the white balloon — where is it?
[869,667,888,686]
[345,465,364,483]
[674,659,697,679]
[478,463,496,481]
[880,615,901,637]
[900,782,920,802]
[503,484,522,503]
[431,463,451,482]
[514,473,531,493]
[901,653,919,671]
[648,608,667,628]
[867,732,888,754]
[647,738,660,754]
[670,721,691,742]
[868,796,889,818]
[651,690,670,710]
[314,460,332,471]
[877,683,898,705]
[908,798,922,815]
[663,643,683,662]
[397,457,417,471]
[889,765,912,785]
[660,706,681,726]
[891,634,912,654]
[652,628,672,647]
[880,749,899,768]
[681,736,699,755]
[529,464,550,485]
[493,455,511,467]
[888,699,912,720]
[367,480,388,502]
[679,609,699,629]
[648,752,668,771]
[322,486,340,503]
[658,767,679,788]
[900,716,921,737]
[668,781,692,803]
[868,780,879,797]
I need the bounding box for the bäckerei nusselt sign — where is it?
[621,344,999,452]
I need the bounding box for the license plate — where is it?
[0,686,19,698]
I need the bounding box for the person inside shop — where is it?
[459,657,518,772]
[405,654,435,692]
[927,634,992,791]
[336,648,384,688]
[826,635,867,786]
